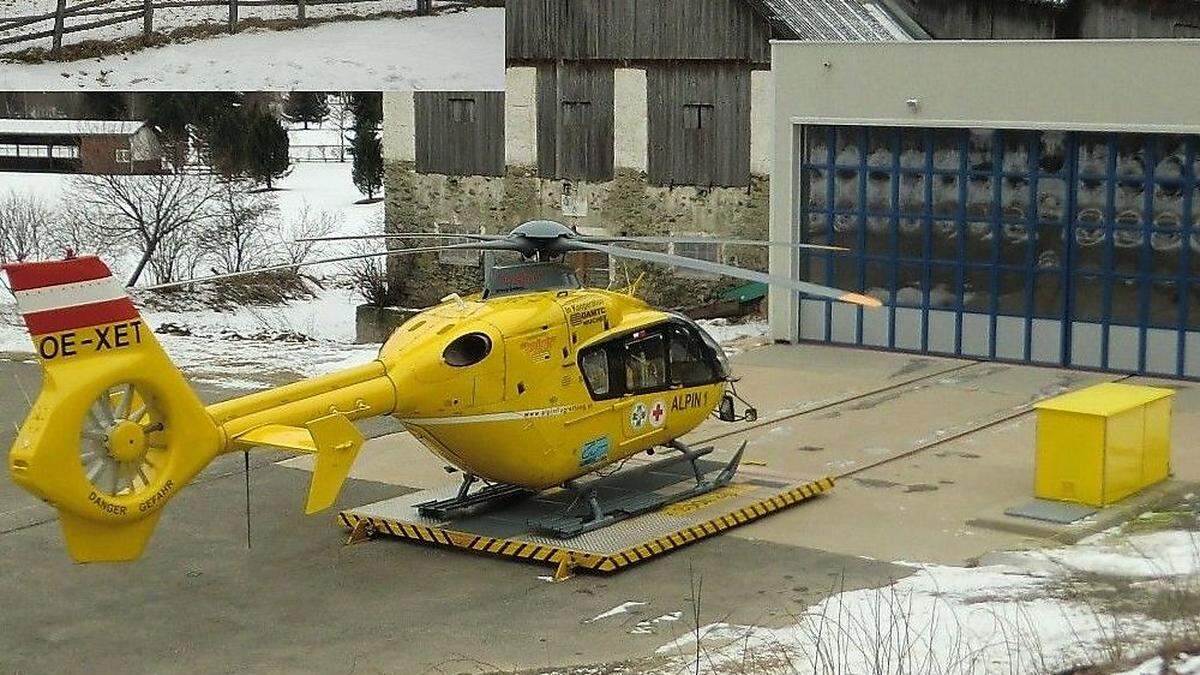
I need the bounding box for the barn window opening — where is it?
[115,149,130,163]
[448,97,477,124]
[561,100,592,127]
[18,146,49,158]
[0,144,17,157]
[683,103,714,130]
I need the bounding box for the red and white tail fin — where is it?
[7,256,141,356]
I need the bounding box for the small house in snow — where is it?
[0,119,166,175]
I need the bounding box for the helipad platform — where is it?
[338,460,835,575]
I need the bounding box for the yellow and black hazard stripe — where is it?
[338,476,834,575]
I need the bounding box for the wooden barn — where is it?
[382,0,919,308]
[0,119,166,175]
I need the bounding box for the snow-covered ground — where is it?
[645,522,1200,675]
[0,7,503,90]
[0,152,385,388]
[0,0,418,47]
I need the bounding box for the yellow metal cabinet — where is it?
[1033,382,1174,507]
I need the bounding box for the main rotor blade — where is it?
[136,241,520,292]
[571,241,882,308]
[591,236,847,252]
[295,233,507,243]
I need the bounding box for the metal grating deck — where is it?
[339,462,834,575]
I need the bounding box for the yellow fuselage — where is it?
[378,288,724,489]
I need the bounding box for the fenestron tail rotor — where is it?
[80,383,166,498]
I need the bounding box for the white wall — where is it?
[613,67,648,172]
[749,69,774,177]
[771,39,1200,133]
[769,39,1200,343]
[505,66,538,167]
[382,91,415,163]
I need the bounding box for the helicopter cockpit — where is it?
[484,261,583,298]
[576,316,730,402]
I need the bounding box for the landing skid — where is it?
[413,440,746,539]
[415,475,532,519]
[532,439,747,539]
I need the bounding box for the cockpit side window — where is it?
[624,332,666,393]
[577,321,723,401]
[668,326,717,387]
[579,348,610,397]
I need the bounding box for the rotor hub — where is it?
[105,419,147,463]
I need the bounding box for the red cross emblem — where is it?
[649,400,666,427]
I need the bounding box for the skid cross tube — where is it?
[530,440,748,539]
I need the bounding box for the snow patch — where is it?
[585,601,646,624]
[1,9,503,91]
[655,527,1200,674]
[994,528,1200,579]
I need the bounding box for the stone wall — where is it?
[384,161,769,310]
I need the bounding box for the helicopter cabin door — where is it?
[577,321,725,455]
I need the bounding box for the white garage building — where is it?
[768,40,1200,378]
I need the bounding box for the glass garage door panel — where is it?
[1068,133,1199,375]
[798,126,1200,378]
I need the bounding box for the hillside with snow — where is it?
[0,7,503,90]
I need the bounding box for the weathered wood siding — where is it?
[507,0,771,63]
[647,63,751,188]
[890,0,1060,38]
[414,91,505,177]
[537,62,615,181]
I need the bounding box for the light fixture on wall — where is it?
[906,98,921,112]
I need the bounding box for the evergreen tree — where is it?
[284,92,329,130]
[145,92,244,170]
[346,92,382,129]
[348,92,383,201]
[82,93,129,120]
[204,106,251,180]
[244,110,291,190]
[350,126,383,200]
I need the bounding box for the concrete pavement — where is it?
[1,341,1197,673]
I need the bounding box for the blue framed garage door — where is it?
[797,125,1200,378]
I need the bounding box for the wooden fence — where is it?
[289,142,347,162]
[0,0,434,51]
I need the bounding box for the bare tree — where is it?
[67,172,222,286]
[148,225,206,286]
[0,191,57,263]
[274,202,339,269]
[202,179,279,274]
[337,232,390,307]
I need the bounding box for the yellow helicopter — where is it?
[4,220,879,563]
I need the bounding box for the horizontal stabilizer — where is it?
[233,414,363,515]
[234,424,318,453]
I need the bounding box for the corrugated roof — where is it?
[0,119,148,136]
[751,0,915,41]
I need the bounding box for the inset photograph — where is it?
[0,91,388,389]
[0,0,501,90]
